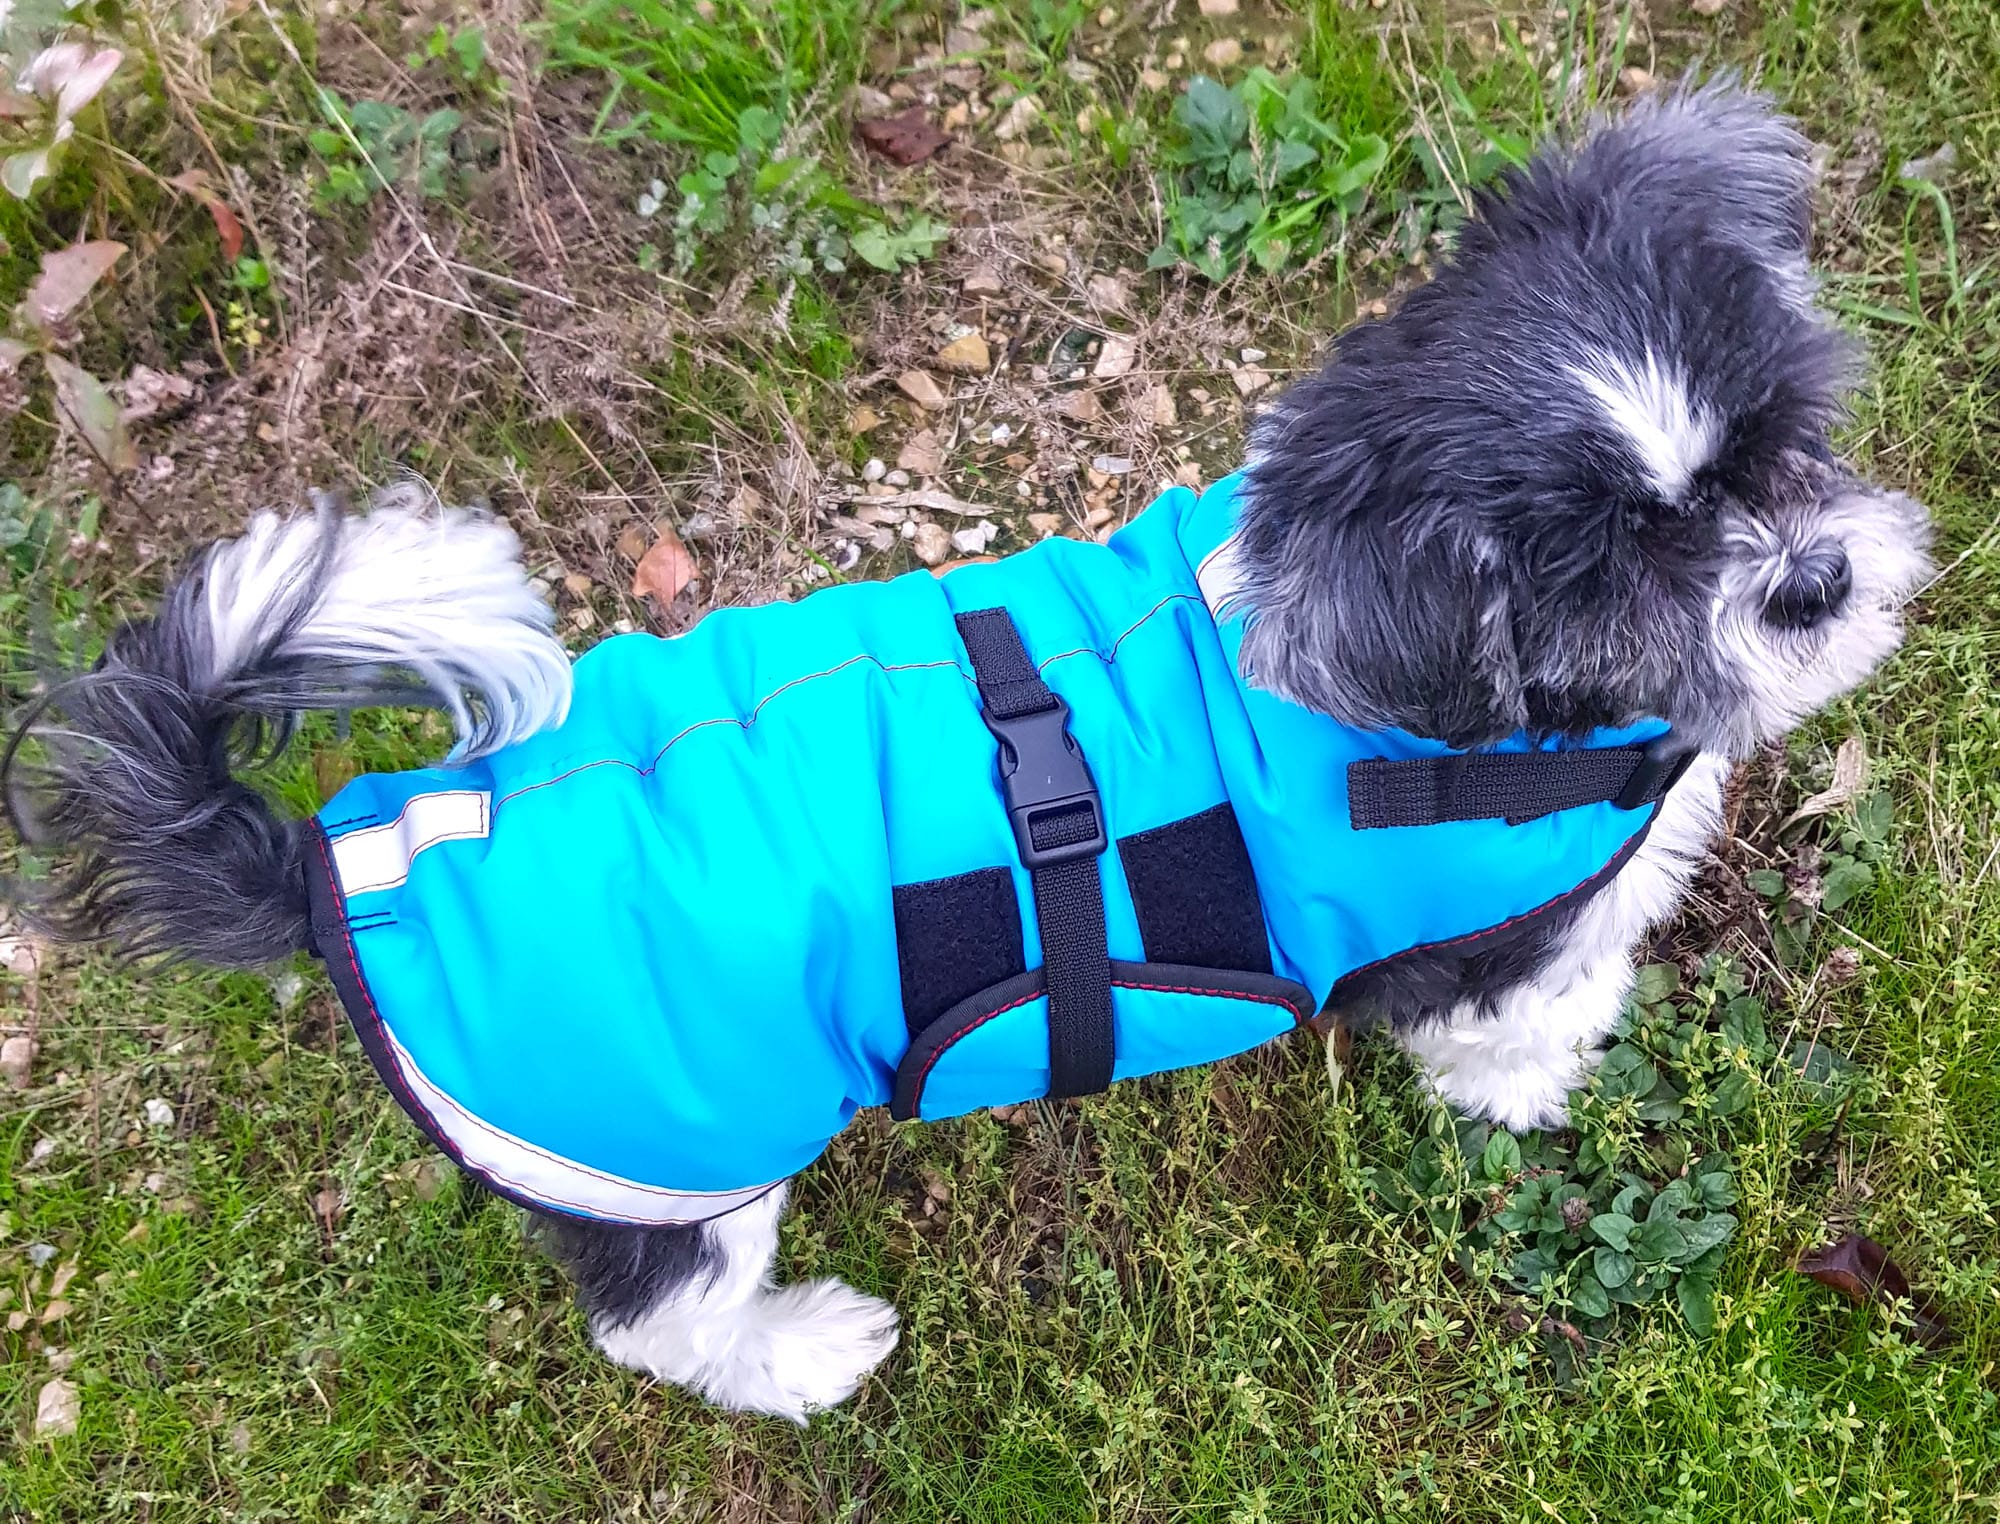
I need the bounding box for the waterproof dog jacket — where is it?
[304,474,1692,1226]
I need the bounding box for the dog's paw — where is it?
[750,1278,901,1423]
[1415,1044,1597,1133]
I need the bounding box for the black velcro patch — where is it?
[891,867,1027,1039]
[1117,803,1271,973]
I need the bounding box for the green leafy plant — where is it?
[1369,959,1781,1344]
[408,23,489,84]
[634,101,944,278]
[1148,70,1389,280]
[309,92,464,206]
[1392,68,1529,263]
[1750,789,1893,963]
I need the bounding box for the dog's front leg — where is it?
[1394,753,1731,1132]
[536,1184,899,1422]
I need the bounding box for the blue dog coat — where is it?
[304,474,1683,1226]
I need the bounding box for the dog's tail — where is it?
[2,484,571,965]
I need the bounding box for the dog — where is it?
[2,80,1931,1421]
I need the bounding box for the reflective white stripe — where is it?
[331,790,490,895]
[1196,535,1248,621]
[379,1026,779,1225]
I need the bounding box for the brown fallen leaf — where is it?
[26,240,125,329]
[856,106,951,167]
[313,1181,344,1237]
[168,169,245,263]
[842,486,997,518]
[896,429,944,476]
[1781,735,1868,831]
[631,526,696,604]
[34,1377,78,1439]
[1796,1233,1950,1345]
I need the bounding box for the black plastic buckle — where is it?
[981,697,1108,868]
[1614,732,1698,812]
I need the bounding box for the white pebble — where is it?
[143,1098,175,1128]
[990,423,1013,445]
[1091,455,1134,475]
[885,469,911,487]
[862,458,887,482]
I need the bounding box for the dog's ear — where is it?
[1233,314,1528,750]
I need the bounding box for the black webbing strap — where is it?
[1347,733,1698,830]
[955,608,1114,1101]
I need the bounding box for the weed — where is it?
[1369,959,1774,1345]
[309,93,463,206]
[1149,70,1389,279]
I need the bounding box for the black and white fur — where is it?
[0,82,1931,1420]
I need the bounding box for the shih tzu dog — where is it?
[3,80,1930,1421]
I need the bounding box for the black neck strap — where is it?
[1347,732,1696,830]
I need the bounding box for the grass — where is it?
[2,0,2000,1519]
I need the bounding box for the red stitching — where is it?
[1332,819,1654,988]
[908,976,1310,1112]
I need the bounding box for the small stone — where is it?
[1203,37,1243,68]
[1198,0,1238,12]
[1051,389,1104,424]
[1688,0,1725,12]
[1146,384,1178,427]
[885,469,912,487]
[944,25,984,56]
[1232,364,1271,396]
[143,1098,174,1128]
[1085,467,1111,491]
[911,521,953,566]
[994,93,1041,142]
[936,332,992,373]
[862,457,887,482]
[951,523,999,555]
[1084,506,1115,530]
[1,1035,34,1090]
[941,100,970,132]
[25,1242,55,1267]
[1092,334,1137,379]
[1032,250,1069,280]
[1240,346,1266,363]
[35,1377,77,1439]
[1096,5,1116,25]
[897,430,945,475]
[1617,65,1653,97]
[1164,50,1185,69]
[897,370,949,411]
[1091,454,1133,475]
[852,84,897,118]
[962,264,1007,296]
[561,571,592,599]
[850,404,884,433]
[1139,67,1170,91]
[1188,385,1211,403]
[569,606,596,632]
[1086,273,1133,311]
[989,422,1014,445]
[1028,512,1062,537]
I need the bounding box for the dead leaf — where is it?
[25,240,124,328]
[962,265,1006,297]
[1232,363,1271,396]
[631,526,696,604]
[168,170,245,263]
[994,93,1041,142]
[615,523,649,562]
[896,429,944,475]
[313,1180,344,1237]
[34,1377,78,1439]
[1,1034,34,1090]
[1781,736,1869,831]
[46,1261,77,1299]
[931,555,998,576]
[1796,1233,1950,1345]
[855,107,951,167]
[44,354,138,472]
[843,486,997,518]
[117,364,196,424]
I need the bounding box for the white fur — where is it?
[1568,350,1721,501]
[1713,481,1932,748]
[590,1185,899,1423]
[200,484,572,758]
[1398,752,1729,1130]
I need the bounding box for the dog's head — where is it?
[1233,80,1931,756]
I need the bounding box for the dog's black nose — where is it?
[1765,543,1852,629]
